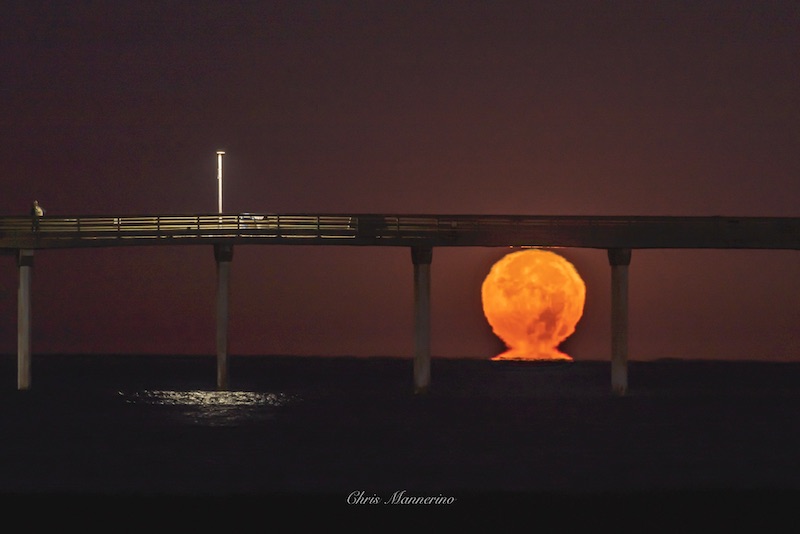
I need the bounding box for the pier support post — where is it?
[214,244,233,390]
[17,250,34,390]
[608,248,632,396]
[411,246,433,394]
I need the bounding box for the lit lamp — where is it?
[216,150,225,214]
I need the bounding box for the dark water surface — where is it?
[2,354,799,519]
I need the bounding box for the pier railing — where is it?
[1,214,799,250]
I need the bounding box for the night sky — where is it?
[1,1,798,362]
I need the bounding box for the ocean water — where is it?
[2,354,800,514]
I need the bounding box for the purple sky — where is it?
[1,1,798,361]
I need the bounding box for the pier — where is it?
[2,213,799,395]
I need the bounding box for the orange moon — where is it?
[481,249,586,361]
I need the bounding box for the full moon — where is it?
[481,249,586,361]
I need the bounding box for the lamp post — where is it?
[216,150,225,214]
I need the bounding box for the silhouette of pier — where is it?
[2,213,799,394]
